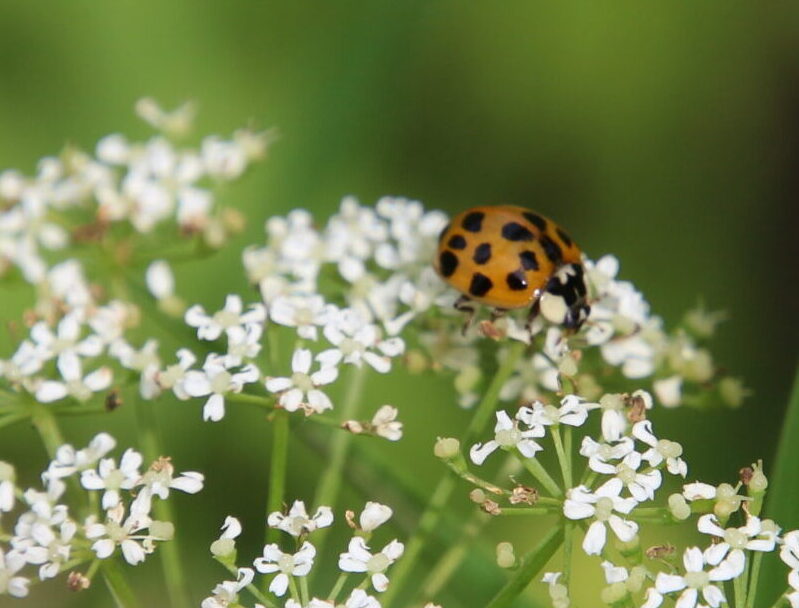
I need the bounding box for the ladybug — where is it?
[434,205,590,331]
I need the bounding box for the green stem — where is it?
[562,521,574,587]
[551,425,571,488]
[134,397,189,608]
[30,403,65,458]
[495,507,554,516]
[310,365,368,562]
[288,576,302,602]
[327,572,349,601]
[420,513,487,599]
[226,392,275,409]
[485,525,565,608]
[300,575,310,606]
[0,412,30,429]
[101,558,141,608]
[519,455,563,498]
[266,410,290,545]
[734,562,746,608]
[746,551,764,608]
[384,342,526,607]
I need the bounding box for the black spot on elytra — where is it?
[523,212,547,232]
[448,234,467,250]
[519,250,539,271]
[501,222,534,242]
[438,251,458,277]
[540,235,563,263]
[556,228,573,247]
[462,212,485,232]
[573,264,587,296]
[506,269,528,291]
[473,242,492,264]
[469,272,493,297]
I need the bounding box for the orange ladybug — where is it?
[434,205,590,330]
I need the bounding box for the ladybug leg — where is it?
[454,295,476,336]
[525,298,541,334]
[489,307,508,323]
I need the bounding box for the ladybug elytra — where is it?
[434,205,590,331]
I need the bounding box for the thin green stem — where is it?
[101,558,141,608]
[551,426,571,488]
[288,576,302,602]
[30,403,65,458]
[384,341,527,607]
[562,521,574,587]
[226,392,275,409]
[746,551,765,608]
[266,410,290,545]
[134,397,189,608]
[0,412,30,429]
[495,507,554,516]
[300,575,310,606]
[310,364,367,562]
[519,455,563,498]
[734,562,746,608]
[485,525,565,608]
[420,513,486,598]
[327,572,349,601]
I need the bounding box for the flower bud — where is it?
[469,489,486,504]
[150,520,175,541]
[434,437,460,460]
[719,377,748,409]
[600,582,627,605]
[210,538,236,559]
[668,494,691,521]
[496,542,515,568]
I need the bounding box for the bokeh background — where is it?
[0,2,798,607]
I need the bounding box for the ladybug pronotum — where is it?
[434,205,590,331]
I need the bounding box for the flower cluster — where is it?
[435,382,799,608]
[0,433,202,597]
[202,500,412,608]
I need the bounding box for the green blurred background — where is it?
[0,2,798,606]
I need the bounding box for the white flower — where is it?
[788,569,799,608]
[267,501,333,537]
[185,295,266,341]
[563,480,638,556]
[132,456,204,513]
[155,348,196,400]
[146,260,175,300]
[782,530,799,570]
[590,449,662,502]
[580,436,635,474]
[266,349,338,414]
[317,309,404,373]
[0,548,28,597]
[80,448,143,510]
[698,514,778,566]
[338,536,404,592]
[370,405,403,441]
[359,502,393,532]
[19,520,77,580]
[632,421,688,477]
[225,323,263,366]
[254,542,316,597]
[653,546,744,608]
[183,353,259,421]
[43,432,116,481]
[29,312,102,363]
[268,294,335,340]
[517,395,591,428]
[201,567,254,608]
[0,462,15,512]
[470,411,545,465]
[85,504,159,565]
[34,351,112,403]
[654,375,683,408]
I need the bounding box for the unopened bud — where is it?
[434,437,460,460]
[67,571,90,591]
[668,494,691,521]
[600,581,627,604]
[210,538,236,558]
[469,489,486,504]
[496,542,515,568]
